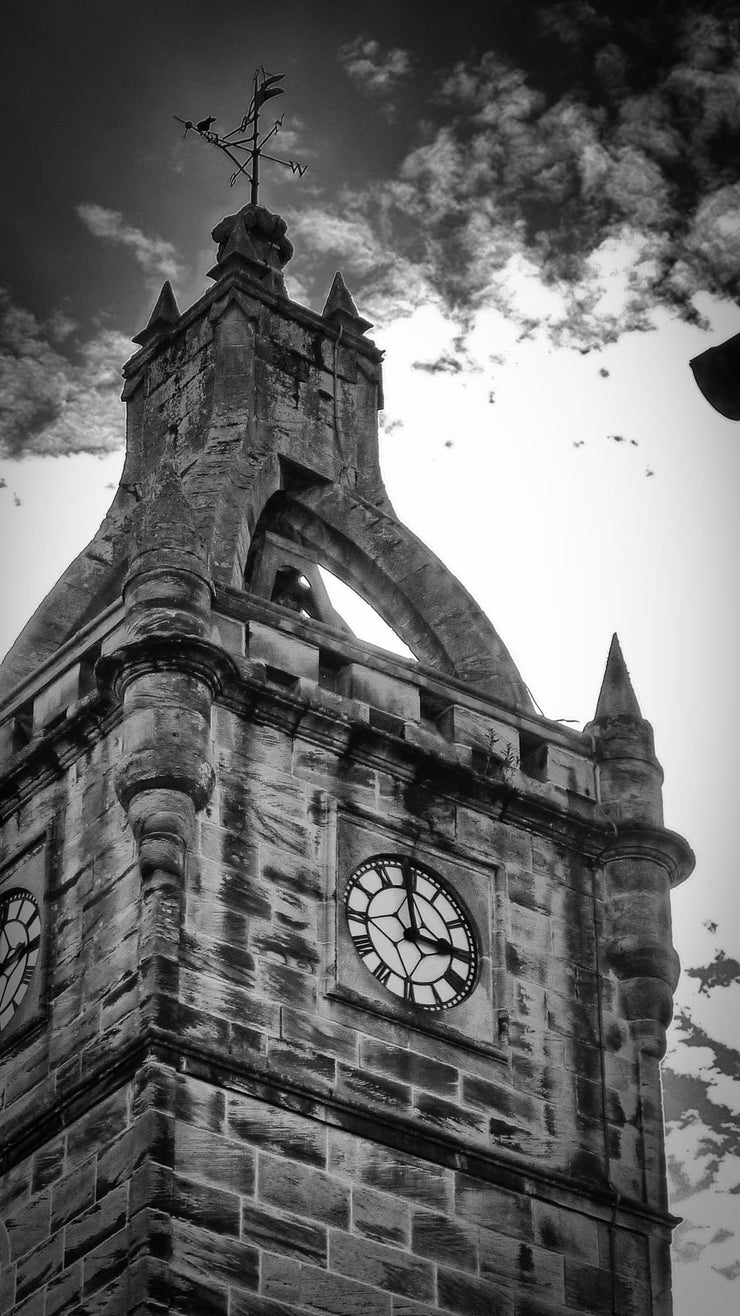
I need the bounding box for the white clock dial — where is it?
[344,856,477,1011]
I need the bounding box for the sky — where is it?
[1,1,739,1307]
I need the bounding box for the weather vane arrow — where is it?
[174,67,307,204]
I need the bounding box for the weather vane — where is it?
[174,67,307,204]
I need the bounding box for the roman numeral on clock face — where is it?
[375,863,396,888]
[352,933,375,958]
[445,966,469,995]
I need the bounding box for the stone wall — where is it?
[0,595,680,1313]
[142,699,662,1316]
[0,718,145,1314]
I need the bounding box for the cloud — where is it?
[315,11,740,350]
[686,950,740,995]
[338,37,411,117]
[77,204,183,282]
[665,940,740,1294]
[289,209,386,276]
[412,356,464,375]
[0,289,128,458]
[287,208,438,326]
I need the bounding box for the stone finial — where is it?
[132,281,181,348]
[585,633,662,825]
[593,633,642,721]
[208,203,293,291]
[321,271,373,335]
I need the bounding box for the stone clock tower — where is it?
[0,202,693,1315]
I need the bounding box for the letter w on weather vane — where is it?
[174,67,307,204]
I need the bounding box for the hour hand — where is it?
[1,936,39,976]
[1,945,24,974]
[407,931,451,955]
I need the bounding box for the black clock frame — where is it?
[344,853,479,1012]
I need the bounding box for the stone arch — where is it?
[201,451,285,590]
[222,475,532,709]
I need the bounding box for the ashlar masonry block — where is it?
[246,620,319,681]
[338,662,420,722]
[438,702,520,761]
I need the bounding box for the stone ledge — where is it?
[0,1030,680,1237]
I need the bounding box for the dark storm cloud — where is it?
[0,291,127,459]
[307,6,740,347]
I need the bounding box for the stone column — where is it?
[586,637,693,1218]
[97,452,235,1031]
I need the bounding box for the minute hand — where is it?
[403,860,419,933]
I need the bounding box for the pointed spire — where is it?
[132,281,181,347]
[594,633,643,721]
[322,271,373,335]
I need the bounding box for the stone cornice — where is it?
[122,263,384,386]
[96,635,239,703]
[215,659,614,856]
[1,654,612,854]
[0,695,121,823]
[0,602,124,722]
[0,1027,680,1237]
[217,587,592,755]
[599,823,696,888]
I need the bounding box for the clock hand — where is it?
[0,936,39,976]
[402,858,418,934]
[1,946,25,974]
[403,929,451,955]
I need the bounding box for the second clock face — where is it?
[344,855,477,1011]
[0,888,41,1035]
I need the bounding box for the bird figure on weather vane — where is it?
[174,67,307,204]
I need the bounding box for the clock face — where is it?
[344,855,477,1010]
[0,889,41,1034]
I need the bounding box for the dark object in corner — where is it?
[690,330,740,420]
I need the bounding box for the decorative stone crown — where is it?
[209,203,293,292]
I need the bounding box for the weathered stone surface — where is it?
[411,1210,478,1272]
[329,1230,435,1301]
[351,1185,410,1248]
[261,1251,391,1314]
[227,1093,326,1168]
[258,1153,350,1229]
